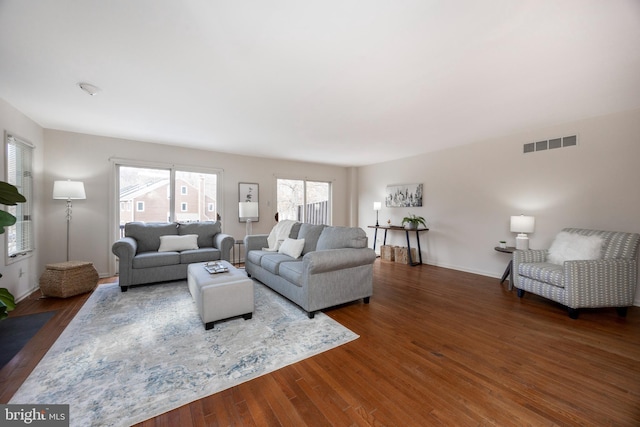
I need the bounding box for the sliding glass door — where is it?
[276,178,331,225]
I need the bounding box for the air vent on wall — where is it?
[523,135,577,154]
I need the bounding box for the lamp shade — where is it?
[53,180,86,200]
[510,215,535,233]
[239,201,259,218]
[373,202,382,211]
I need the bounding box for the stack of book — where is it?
[204,261,228,274]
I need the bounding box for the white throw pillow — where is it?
[547,232,604,265]
[158,234,199,252]
[278,238,305,259]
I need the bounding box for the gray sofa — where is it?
[112,221,234,292]
[244,223,376,318]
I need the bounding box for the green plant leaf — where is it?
[0,181,26,205]
[0,210,17,234]
[0,288,16,319]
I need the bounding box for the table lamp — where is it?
[373,202,381,226]
[510,215,535,250]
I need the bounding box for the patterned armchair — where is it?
[513,228,640,319]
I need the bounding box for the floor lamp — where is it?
[53,180,86,261]
[239,202,259,236]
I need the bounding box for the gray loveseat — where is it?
[244,223,376,318]
[112,221,234,292]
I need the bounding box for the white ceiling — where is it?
[1,1,639,167]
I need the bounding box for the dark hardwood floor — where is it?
[2,261,639,426]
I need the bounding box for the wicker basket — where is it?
[380,245,396,262]
[40,261,99,298]
[394,247,417,264]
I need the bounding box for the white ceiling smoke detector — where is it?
[77,82,101,96]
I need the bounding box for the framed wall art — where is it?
[385,183,423,207]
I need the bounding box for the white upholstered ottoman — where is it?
[187,261,254,330]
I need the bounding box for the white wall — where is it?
[0,98,45,301]
[41,130,351,278]
[358,108,640,305]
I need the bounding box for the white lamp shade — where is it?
[373,202,382,211]
[510,215,535,233]
[239,201,259,218]
[53,180,86,200]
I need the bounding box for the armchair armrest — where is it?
[304,248,376,275]
[512,249,548,289]
[214,233,234,262]
[564,258,638,308]
[244,234,269,252]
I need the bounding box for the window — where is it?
[116,163,220,228]
[276,178,331,225]
[5,133,34,259]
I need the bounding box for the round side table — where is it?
[494,246,515,290]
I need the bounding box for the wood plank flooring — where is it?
[1,261,639,426]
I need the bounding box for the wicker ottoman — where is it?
[40,261,99,298]
[187,261,254,330]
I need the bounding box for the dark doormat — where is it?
[0,310,57,369]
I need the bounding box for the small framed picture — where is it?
[239,182,259,203]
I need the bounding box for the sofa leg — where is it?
[243,313,253,320]
[205,321,215,330]
[308,311,315,319]
[517,289,525,298]
[120,286,128,292]
[568,308,579,319]
[616,307,628,317]
[363,297,370,304]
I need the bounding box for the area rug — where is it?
[10,281,358,426]
[0,310,57,369]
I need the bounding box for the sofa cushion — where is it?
[289,222,302,239]
[316,226,368,250]
[547,231,604,265]
[158,234,199,252]
[278,238,305,259]
[297,223,326,254]
[178,221,221,248]
[125,222,178,253]
[247,250,271,266]
[279,261,304,287]
[518,262,565,288]
[180,248,221,264]
[261,254,295,275]
[133,251,180,269]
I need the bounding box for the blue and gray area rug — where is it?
[10,281,358,427]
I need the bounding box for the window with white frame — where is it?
[5,133,34,259]
[276,178,331,225]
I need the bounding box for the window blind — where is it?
[6,134,34,257]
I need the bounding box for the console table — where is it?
[368,225,428,266]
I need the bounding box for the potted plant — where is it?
[0,181,26,320]
[402,213,427,230]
